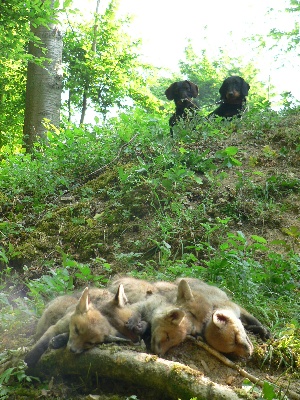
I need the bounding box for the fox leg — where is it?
[25,313,71,368]
[239,307,271,340]
[50,332,69,349]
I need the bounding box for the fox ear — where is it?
[166,308,185,325]
[177,279,194,302]
[212,310,231,328]
[77,287,90,314]
[114,284,128,307]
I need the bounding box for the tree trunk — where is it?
[79,0,100,125]
[80,83,88,124]
[68,90,72,122]
[23,3,63,153]
[28,346,242,400]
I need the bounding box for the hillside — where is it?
[0,108,299,399]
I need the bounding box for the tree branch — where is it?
[28,345,243,400]
[189,337,300,400]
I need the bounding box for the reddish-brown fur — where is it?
[67,287,118,354]
[126,277,269,358]
[25,286,132,367]
[108,276,158,303]
[25,277,270,366]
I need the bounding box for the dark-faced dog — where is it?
[165,80,199,136]
[209,76,250,119]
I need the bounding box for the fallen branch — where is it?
[28,345,242,400]
[83,132,139,182]
[189,337,300,400]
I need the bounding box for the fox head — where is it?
[204,309,254,358]
[151,306,188,356]
[176,279,210,335]
[176,280,254,358]
[150,280,201,356]
[101,284,140,342]
[67,287,115,354]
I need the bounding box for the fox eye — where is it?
[166,333,170,342]
[74,325,79,335]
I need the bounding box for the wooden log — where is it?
[28,345,243,400]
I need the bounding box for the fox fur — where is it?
[108,276,158,303]
[126,277,270,358]
[25,285,132,368]
[175,278,270,357]
[176,278,271,341]
[95,284,140,343]
[108,277,186,353]
[126,291,192,355]
[67,287,118,354]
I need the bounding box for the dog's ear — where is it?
[165,83,177,100]
[241,79,250,97]
[186,80,199,98]
[219,80,228,99]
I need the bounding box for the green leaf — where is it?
[194,176,203,184]
[251,235,267,243]
[224,146,239,156]
[161,179,173,190]
[262,381,276,400]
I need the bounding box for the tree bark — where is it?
[79,0,100,125]
[28,346,243,400]
[80,83,88,124]
[23,2,63,153]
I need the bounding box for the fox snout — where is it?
[67,341,86,354]
[68,346,83,354]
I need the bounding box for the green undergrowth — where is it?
[0,106,299,399]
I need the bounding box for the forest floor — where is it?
[0,109,299,399]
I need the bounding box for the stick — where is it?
[188,336,300,400]
[83,132,139,182]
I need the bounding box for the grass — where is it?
[0,105,299,399]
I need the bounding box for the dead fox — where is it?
[25,286,131,368]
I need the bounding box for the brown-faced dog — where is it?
[165,80,199,136]
[209,76,250,118]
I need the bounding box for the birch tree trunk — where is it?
[23,2,63,153]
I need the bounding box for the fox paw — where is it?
[50,333,69,349]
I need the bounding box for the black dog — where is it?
[165,80,199,136]
[209,76,250,118]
